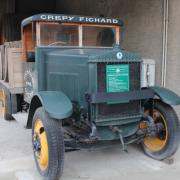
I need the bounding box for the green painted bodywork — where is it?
[89,45,142,62]
[28,45,180,140]
[36,91,73,119]
[97,123,139,140]
[95,115,141,126]
[30,46,143,139]
[151,86,180,105]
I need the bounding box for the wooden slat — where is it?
[1,41,22,82]
[7,48,24,88]
[0,45,5,80]
[0,46,3,80]
[0,80,24,94]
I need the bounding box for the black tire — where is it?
[0,85,14,120]
[32,107,64,180]
[142,100,180,160]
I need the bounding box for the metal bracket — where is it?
[89,123,99,140]
[112,127,128,152]
[119,131,128,153]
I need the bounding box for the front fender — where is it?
[26,91,73,128]
[150,86,180,105]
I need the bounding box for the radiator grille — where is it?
[96,62,141,120]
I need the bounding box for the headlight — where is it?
[141,59,155,87]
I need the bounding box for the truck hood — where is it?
[46,46,142,62]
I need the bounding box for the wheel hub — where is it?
[33,135,41,152]
[143,118,165,138]
[143,109,168,152]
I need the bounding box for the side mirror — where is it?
[27,51,35,62]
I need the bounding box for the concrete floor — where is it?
[0,117,180,180]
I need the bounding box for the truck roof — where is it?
[21,13,124,27]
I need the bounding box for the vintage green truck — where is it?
[0,14,180,180]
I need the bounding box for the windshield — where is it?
[40,23,79,46]
[83,26,115,47]
[39,23,119,47]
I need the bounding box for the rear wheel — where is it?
[0,86,13,120]
[142,100,180,160]
[32,107,64,180]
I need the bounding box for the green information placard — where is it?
[106,64,129,93]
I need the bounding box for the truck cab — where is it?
[22,14,121,61]
[21,14,122,103]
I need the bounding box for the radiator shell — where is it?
[95,62,141,123]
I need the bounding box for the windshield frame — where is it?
[37,22,120,48]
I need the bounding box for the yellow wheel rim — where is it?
[0,89,6,117]
[34,119,49,170]
[144,110,168,152]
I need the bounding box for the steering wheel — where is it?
[48,41,67,46]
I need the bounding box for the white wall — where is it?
[166,0,180,94]
[56,0,164,85]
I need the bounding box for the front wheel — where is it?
[142,100,180,160]
[32,107,64,180]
